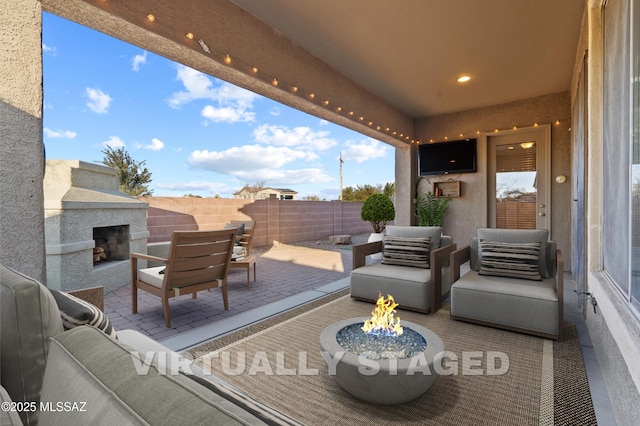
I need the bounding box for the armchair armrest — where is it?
[450,245,471,285]
[430,243,457,313]
[68,286,105,311]
[352,240,383,270]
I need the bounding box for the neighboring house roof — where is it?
[234,187,298,195]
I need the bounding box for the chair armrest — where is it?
[556,249,564,338]
[131,252,167,264]
[68,286,105,311]
[352,241,383,270]
[430,243,457,313]
[130,252,167,284]
[450,245,471,284]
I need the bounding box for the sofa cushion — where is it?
[475,228,550,278]
[385,225,442,249]
[50,288,117,338]
[0,263,64,426]
[381,236,431,268]
[478,240,542,281]
[40,326,277,425]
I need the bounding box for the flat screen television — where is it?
[418,138,477,176]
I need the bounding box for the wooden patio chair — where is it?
[130,229,236,328]
[228,220,258,288]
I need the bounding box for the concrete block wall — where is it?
[140,197,373,246]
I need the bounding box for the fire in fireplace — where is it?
[93,225,130,265]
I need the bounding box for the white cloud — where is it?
[342,138,390,163]
[189,145,314,173]
[319,119,329,126]
[86,87,112,114]
[43,128,77,139]
[167,65,259,114]
[201,105,255,123]
[252,124,337,151]
[231,168,333,185]
[132,51,147,72]
[42,44,57,56]
[102,136,125,149]
[144,138,165,151]
[187,144,330,186]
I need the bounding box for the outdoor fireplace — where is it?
[44,160,148,292]
[93,225,130,265]
[320,294,444,405]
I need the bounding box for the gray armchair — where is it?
[350,226,456,314]
[450,228,563,339]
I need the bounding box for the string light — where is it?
[146,14,155,22]
[185,32,194,40]
[419,120,569,144]
[223,54,232,65]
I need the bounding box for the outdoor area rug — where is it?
[187,294,596,425]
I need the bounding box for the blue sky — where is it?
[42,13,394,199]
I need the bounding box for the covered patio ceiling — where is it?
[43,0,584,146]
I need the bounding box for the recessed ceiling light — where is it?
[457,75,471,83]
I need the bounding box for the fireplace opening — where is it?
[93,225,130,266]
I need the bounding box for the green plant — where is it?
[416,192,451,226]
[361,193,395,233]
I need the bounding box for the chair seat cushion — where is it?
[451,270,559,335]
[138,266,166,288]
[351,263,433,311]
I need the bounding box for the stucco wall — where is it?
[415,92,572,269]
[0,0,46,281]
[141,197,372,246]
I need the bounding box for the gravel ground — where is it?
[252,233,371,255]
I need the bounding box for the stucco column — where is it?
[0,0,46,281]
[394,144,416,226]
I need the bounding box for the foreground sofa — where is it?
[449,228,563,339]
[350,226,456,313]
[0,263,300,425]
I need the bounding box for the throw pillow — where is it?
[478,240,542,281]
[381,236,431,268]
[50,289,117,338]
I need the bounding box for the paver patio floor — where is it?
[104,234,369,343]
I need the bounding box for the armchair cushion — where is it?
[381,236,431,268]
[475,228,550,278]
[478,240,542,281]
[385,225,443,249]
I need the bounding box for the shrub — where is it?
[361,194,395,233]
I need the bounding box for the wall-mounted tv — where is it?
[418,138,477,176]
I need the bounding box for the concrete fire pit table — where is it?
[320,317,445,405]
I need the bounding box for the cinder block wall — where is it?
[140,197,373,246]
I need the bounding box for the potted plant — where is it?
[416,191,451,227]
[361,193,396,234]
[361,194,395,259]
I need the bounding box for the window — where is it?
[633,0,640,310]
[602,0,640,312]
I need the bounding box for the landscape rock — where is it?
[329,234,352,245]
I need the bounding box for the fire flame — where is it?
[361,293,403,336]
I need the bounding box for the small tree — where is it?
[361,193,395,233]
[416,192,451,227]
[101,147,153,196]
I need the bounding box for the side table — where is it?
[229,255,256,289]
